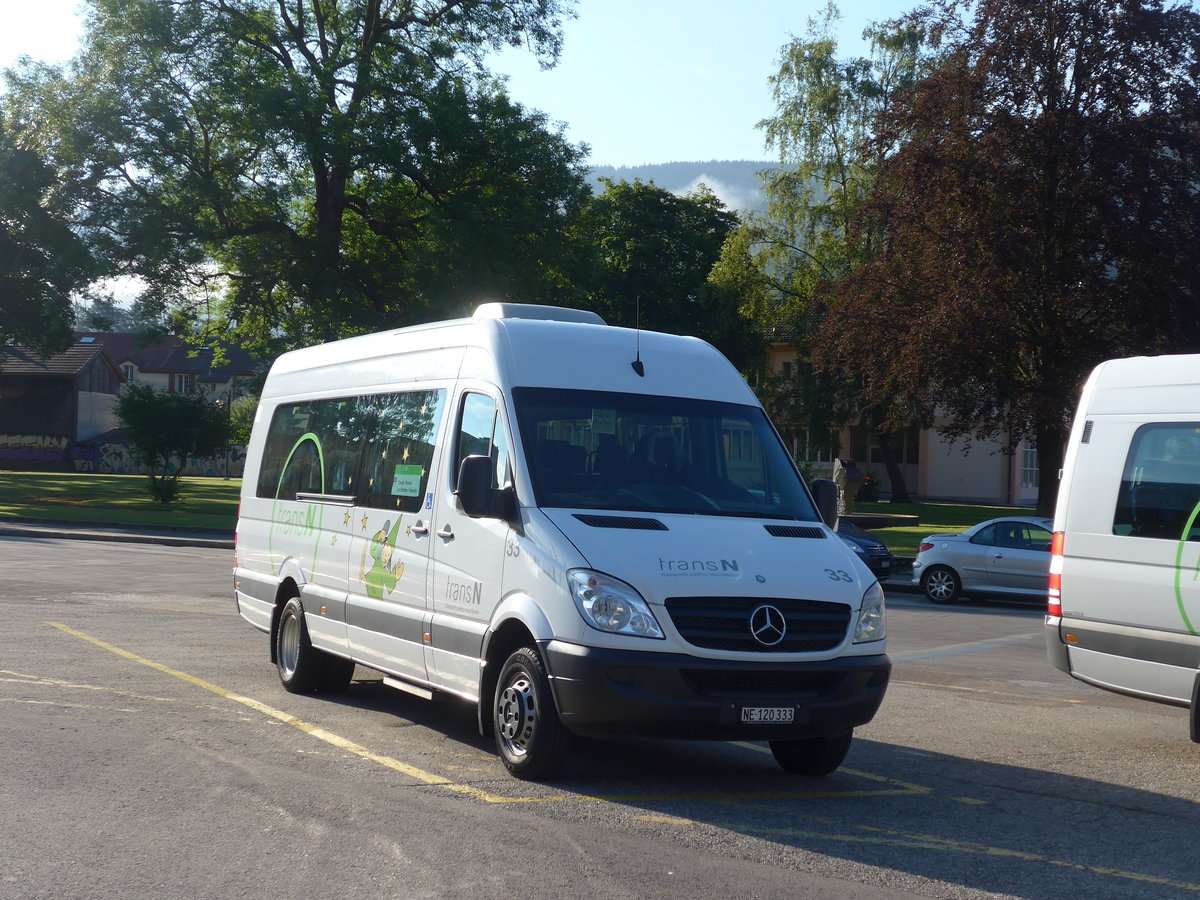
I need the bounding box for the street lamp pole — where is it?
[218,388,232,480]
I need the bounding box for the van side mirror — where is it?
[811,478,838,527]
[457,454,517,523]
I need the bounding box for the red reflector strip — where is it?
[1048,531,1064,617]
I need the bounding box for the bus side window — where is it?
[360,390,446,512]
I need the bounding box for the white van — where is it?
[1047,353,1200,740]
[234,304,890,779]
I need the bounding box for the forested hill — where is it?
[588,160,773,213]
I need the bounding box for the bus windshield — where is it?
[512,387,819,520]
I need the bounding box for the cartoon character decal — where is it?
[360,516,405,599]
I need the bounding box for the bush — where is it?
[115,383,228,503]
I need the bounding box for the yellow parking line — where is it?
[46,622,929,804]
[46,621,520,803]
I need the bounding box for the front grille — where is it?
[664,596,851,652]
[681,669,845,696]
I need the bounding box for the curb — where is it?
[0,520,234,550]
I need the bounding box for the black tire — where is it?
[493,646,572,780]
[275,597,355,694]
[922,565,962,604]
[770,730,853,776]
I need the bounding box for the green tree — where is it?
[0,118,93,356]
[817,0,1200,514]
[115,383,229,502]
[710,4,933,498]
[5,0,585,353]
[572,178,762,370]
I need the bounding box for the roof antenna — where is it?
[631,296,645,377]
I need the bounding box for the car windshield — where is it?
[512,387,819,520]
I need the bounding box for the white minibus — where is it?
[1047,353,1200,740]
[234,304,890,779]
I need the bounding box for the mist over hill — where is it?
[588,161,774,214]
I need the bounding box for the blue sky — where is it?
[1,0,909,166]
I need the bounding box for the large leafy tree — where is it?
[0,118,93,356]
[571,178,762,371]
[817,0,1200,514]
[4,0,586,352]
[710,5,933,496]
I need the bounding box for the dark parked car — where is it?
[836,521,894,579]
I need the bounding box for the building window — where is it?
[122,364,135,381]
[1020,441,1039,489]
[174,373,195,394]
[794,428,836,463]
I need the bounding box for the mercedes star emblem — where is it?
[749,604,787,647]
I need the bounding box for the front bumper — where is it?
[543,641,890,740]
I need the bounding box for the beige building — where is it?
[762,343,1038,507]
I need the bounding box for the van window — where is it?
[359,390,446,512]
[1114,423,1200,541]
[455,392,510,489]
[257,398,368,500]
[513,387,819,519]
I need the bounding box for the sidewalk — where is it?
[0,517,234,550]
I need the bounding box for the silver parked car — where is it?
[912,516,1053,603]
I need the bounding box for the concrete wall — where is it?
[76,392,119,441]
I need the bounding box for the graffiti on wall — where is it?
[71,441,248,477]
[0,435,70,465]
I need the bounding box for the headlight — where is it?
[853,581,886,643]
[567,569,664,639]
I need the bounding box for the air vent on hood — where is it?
[764,525,827,539]
[573,514,668,531]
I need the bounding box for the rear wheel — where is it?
[493,646,572,780]
[922,565,962,604]
[275,597,355,694]
[770,730,853,776]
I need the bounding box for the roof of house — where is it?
[0,343,123,379]
[74,332,258,381]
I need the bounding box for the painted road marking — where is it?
[891,679,1084,704]
[46,623,1200,891]
[893,633,1042,662]
[47,621,940,804]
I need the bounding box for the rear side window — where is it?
[256,398,368,499]
[256,390,445,506]
[1113,424,1200,541]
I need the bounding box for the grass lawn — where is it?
[0,471,241,531]
[851,500,1037,557]
[0,471,1025,550]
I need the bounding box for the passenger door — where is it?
[427,391,512,698]
[345,390,447,684]
[984,521,1052,594]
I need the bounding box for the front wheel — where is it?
[493,646,572,780]
[922,565,962,604]
[770,730,853,775]
[275,597,355,694]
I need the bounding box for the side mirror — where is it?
[457,455,516,523]
[811,478,838,527]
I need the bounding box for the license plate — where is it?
[741,706,795,724]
